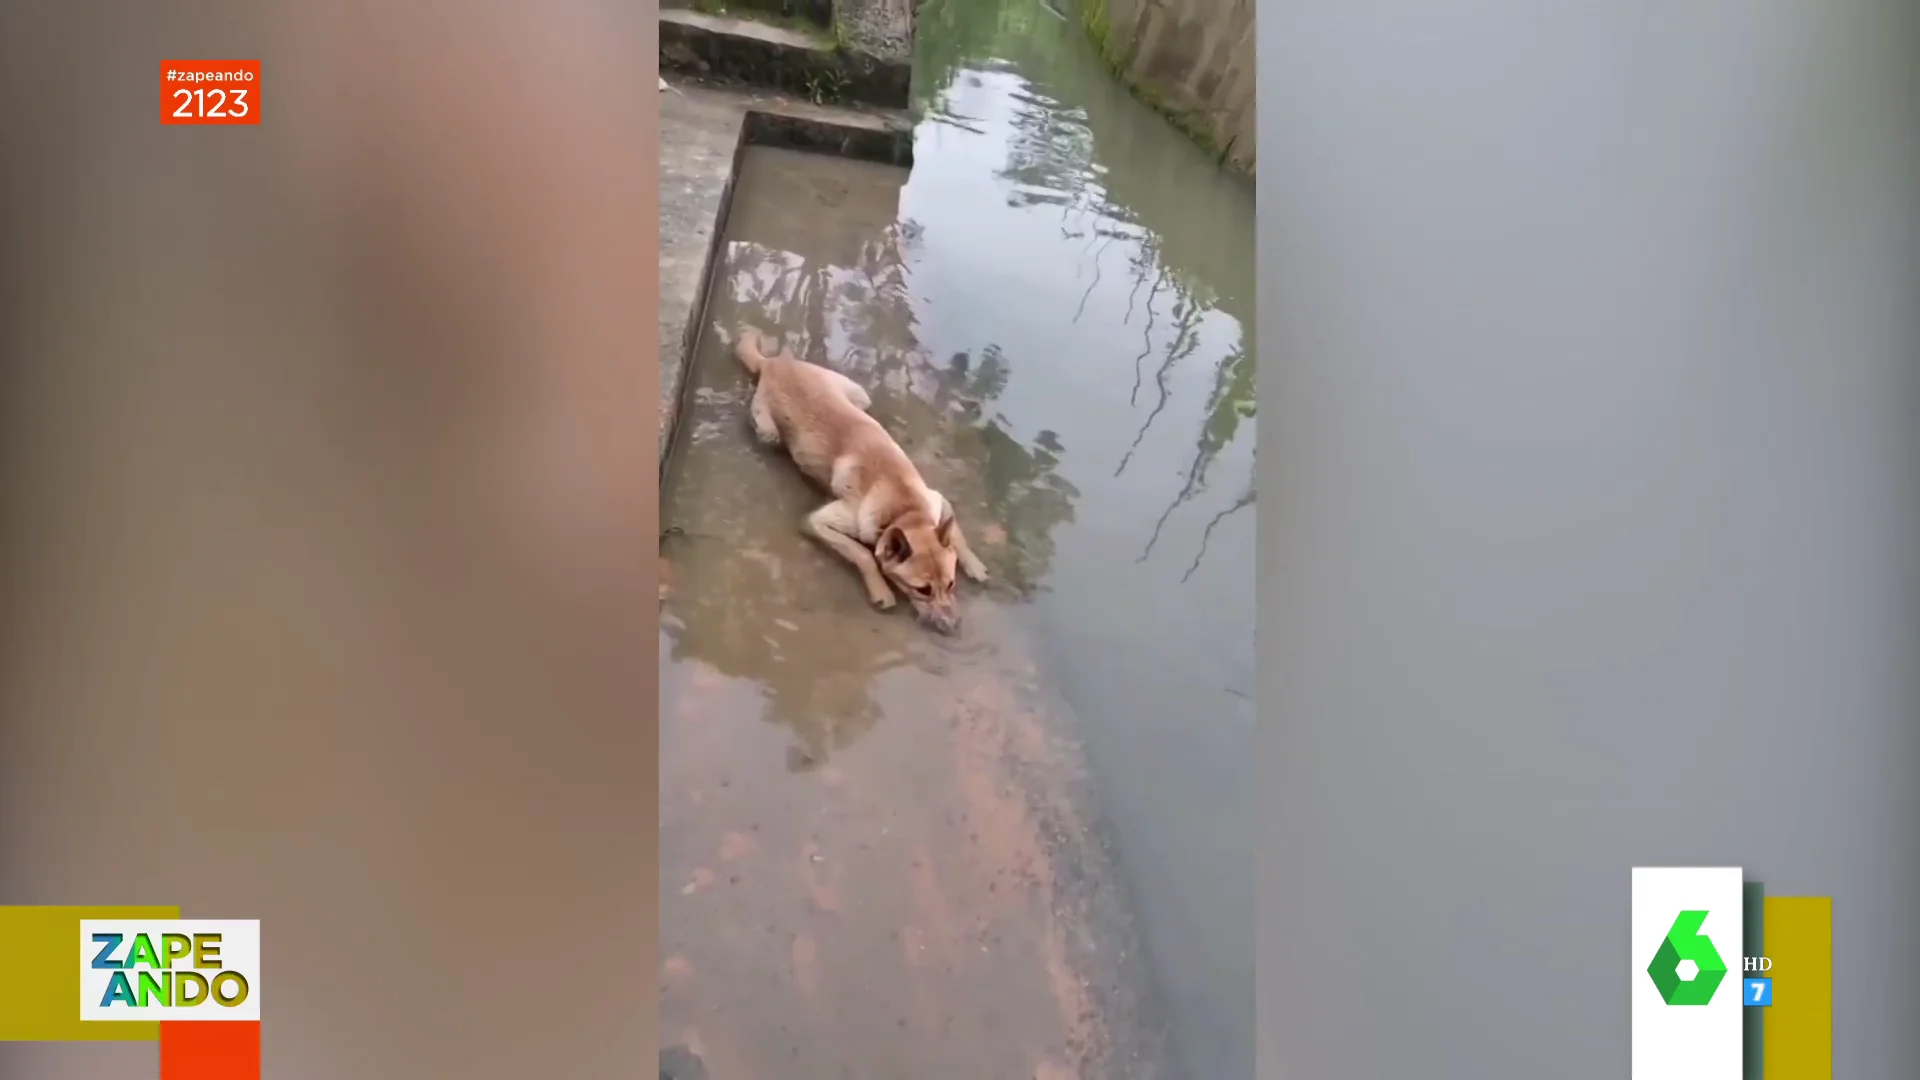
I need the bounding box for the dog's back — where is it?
[735,331,909,494]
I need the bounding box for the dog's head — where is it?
[876,508,961,634]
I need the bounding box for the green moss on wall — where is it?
[1077,0,1249,175]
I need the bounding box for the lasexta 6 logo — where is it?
[1646,910,1729,1005]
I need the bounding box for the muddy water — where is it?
[659,0,1255,1074]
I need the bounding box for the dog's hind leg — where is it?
[822,369,872,412]
[948,518,991,583]
[748,386,782,446]
[804,500,896,609]
[930,491,990,582]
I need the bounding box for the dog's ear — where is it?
[934,503,955,547]
[878,525,912,564]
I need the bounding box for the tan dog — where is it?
[733,328,988,633]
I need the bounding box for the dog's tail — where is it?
[734,326,776,378]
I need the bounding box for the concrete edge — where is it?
[659,107,916,481]
[741,108,915,168]
[662,0,836,28]
[659,112,751,482]
[659,9,912,110]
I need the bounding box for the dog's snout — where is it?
[920,609,961,635]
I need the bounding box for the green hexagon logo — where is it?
[1647,909,1728,1005]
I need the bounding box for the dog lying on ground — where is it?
[732,327,988,633]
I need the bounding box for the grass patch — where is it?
[801,64,851,104]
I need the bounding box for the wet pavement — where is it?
[659,0,1255,1073]
[661,145,1164,1079]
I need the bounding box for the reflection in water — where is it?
[661,146,1083,769]
[906,0,1258,1076]
[1179,463,1256,584]
[914,0,1256,586]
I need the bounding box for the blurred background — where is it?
[0,3,660,1078]
[1258,0,1919,1076]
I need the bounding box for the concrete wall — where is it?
[1082,0,1255,176]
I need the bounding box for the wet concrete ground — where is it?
[660,146,1165,1078]
[657,81,908,461]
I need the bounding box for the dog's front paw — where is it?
[961,557,990,584]
[868,586,897,610]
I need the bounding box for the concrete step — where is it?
[660,0,833,32]
[659,8,911,111]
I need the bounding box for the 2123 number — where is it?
[171,87,250,120]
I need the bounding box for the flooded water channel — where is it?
[659,0,1255,1075]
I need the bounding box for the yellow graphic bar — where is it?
[1760,896,1831,1079]
[0,904,179,1041]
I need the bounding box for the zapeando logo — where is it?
[1647,910,1729,1005]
